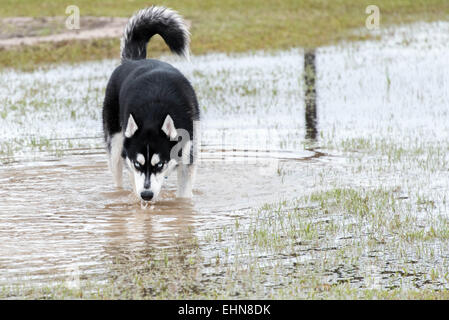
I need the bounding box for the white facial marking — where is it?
[134,171,145,194]
[161,114,178,140]
[136,153,145,165]
[124,114,138,138]
[126,157,170,201]
[149,173,163,197]
[126,158,144,195]
[151,153,160,166]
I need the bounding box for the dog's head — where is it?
[122,113,178,201]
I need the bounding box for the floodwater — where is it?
[1,21,449,296]
[0,150,321,285]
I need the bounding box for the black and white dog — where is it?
[102,6,200,202]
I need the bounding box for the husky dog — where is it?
[102,6,200,202]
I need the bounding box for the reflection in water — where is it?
[102,195,197,259]
[304,49,318,141]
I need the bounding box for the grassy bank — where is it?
[1,0,449,70]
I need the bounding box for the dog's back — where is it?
[103,6,196,143]
[104,59,198,139]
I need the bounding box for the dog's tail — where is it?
[120,6,190,61]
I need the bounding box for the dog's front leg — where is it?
[176,135,198,198]
[111,157,123,188]
[128,169,137,195]
[177,163,195,198]
[109,133,124,188]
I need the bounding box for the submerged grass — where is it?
[1,0,449,70]
[323,134,449,174]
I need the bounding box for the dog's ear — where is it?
[161,114,178,140]
[124,114,138,138]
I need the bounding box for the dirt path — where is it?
[0,16,128,47]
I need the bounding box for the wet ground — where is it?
[1,21,449,298]
[0,16,128,47]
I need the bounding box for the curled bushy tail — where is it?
[120,6,190,61]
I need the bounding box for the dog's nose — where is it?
[140,190,154,201]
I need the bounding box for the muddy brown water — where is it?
[0,145,323,285]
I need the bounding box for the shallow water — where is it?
[1,21,449,294]
[0,139,328,285]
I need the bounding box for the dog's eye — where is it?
[156,162,164,169]
[134,161,141,169]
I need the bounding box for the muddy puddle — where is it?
[0,149,322,285]
[1,21,449,297]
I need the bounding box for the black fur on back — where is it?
[102,58,200,149]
